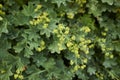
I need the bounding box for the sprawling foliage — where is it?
[0,0,120,80]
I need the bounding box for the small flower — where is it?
[83,58,87,63]
[74,65,80,71]
[1,70,5,73]
[18,75,24,79]
[71,35,76,40]
[80,26,91,33]
[43,23,48,29]
[67,12,74,19]
[79,37,85,42]
[67,42,73,47]
[70,60,74,65]
[16,69,20,74]
[29,21,33,25]
[0,16,3,21]
[80,64,86,69]
[14,74,19,79]
[0,10,5,15]
[105,52,109,57]
[40,40,45,45]
[110,54,114,59]
[101,32,107,36]
[37,47,42,52]
[58,24,64,30]
[0,4,3,8]
[53,29,58,34]
[34,4,42,12]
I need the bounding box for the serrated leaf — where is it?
[87,67,96,75]
[0,20,8,36]
[13,40,26,53]
[81,14,96,30]
[0,38,11,58]
[76,71,89,80]
[112,41,120,52]
[0,65,12,80]
[52,0,68,7]
[48,41,60,53]
[42,58,56,70]
[13,12,29,26]
[32,53,47,67]
[103,59,117,68]
[101,0,114,5]
[22,2,35,17]
[24,46,33,58]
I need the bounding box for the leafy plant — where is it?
[0,0,120,80]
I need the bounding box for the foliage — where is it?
[0,0,120,80]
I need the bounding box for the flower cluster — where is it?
[75,0,87,6]
[95,72,104,80]
[29,12,50,26]
[80,26,91,33]
[66,26,92,72]
[36,40,46,52]
[53,24,70,51]
[97,38,114,59]
[0,4,5,15]
[34,4,42,12]
[67,12,75,19]
[0,70,6,74]
[14,68,24,80]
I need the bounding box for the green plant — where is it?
[0,0,120,80]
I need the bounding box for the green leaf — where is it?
[33,54,47,67]
[76,71,89,80]
[24,46,33,58]
[112,41,120,52]
[87,66,96,75]
[12,12,29,26]
[48,39,66,54]
[13,40,26,53]
[0,65,13,80]
[51,0,69,7]
[48,41,60,53]
[27,65,46,80]
[42,58,56,71]
[87,0,107,17]
[0,38,11,58]
[101,0,114,5]
[80,14,96,30]
[103,59,117,68]
[22,2,35,17]
[0,20,8,36]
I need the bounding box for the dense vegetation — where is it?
[0,0,120,80]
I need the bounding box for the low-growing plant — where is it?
[0,0,120,80]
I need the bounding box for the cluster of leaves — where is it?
[0,0,120,80]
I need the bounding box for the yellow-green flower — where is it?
[70,60,74,65]
[37,47,42,52]
[0,4,3,9]
[83,58,87,63]
[80,64,86,69]
[43,23,48,29]
[73,65,80,71]
[67,12,74,19]
[101,32,107,36]
[1,70,6,73]
[53,29,58,34]
[14,74,19,79]
[67,41,73,47]
[71,35,76,40]
[18,75,24,79]
[58,24,64,30]
[110,54,114,59]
